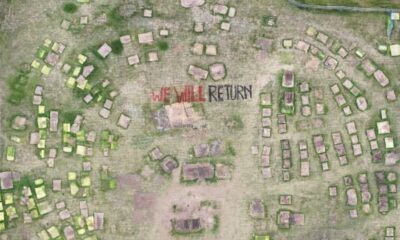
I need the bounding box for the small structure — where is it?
[148,52,159,62]
[97,43,112,58]
[182,163,214,181]
[138,32,154,44]
[161,156,178,173]
[63,226,75,240]
[209,140,224,156]
[49,111,59,132]
[282,71,294,88]
[82,65,94,78]
[99,108,110,119]
[220,22,231,31]
[80,16,88,25]
[283,92,294,108]
[390,44,400,57]
[128,55,140,65]
[0,172,13,190]
[377,121,391,134]
[249,199,265,219]
[193,143,209,158]
[346,188,358,206]
[120,35,132,44]
[192,43,204,55]
[356,97,368,111]
[391,12,400,20]
[61,19,71,30]
[117,114,131,129]
[324,56,338,70]
[279,195,292,205]
[188,65,208,80]
[313,135,326,154]
[52,179,62,191]
[361,59,377,76]
[205,44,217,56]
[30,132,40,145]
[296,40,310,52]
[180,0,205,8]
[194,22,204,33]
[59,209,71,220]
[385,152,400,166]
[209,63,226,81]
[316,32,329,44]
[153,102,202,130]
[159,29,169,37]
[33,95,42,105]
[373,70,390,87]
[150,147,163,160]
[12,116,27,130]
[94,212,105,230]
[45,52,59,66]
[173,218,202,233]
[282,39,293,48]
[329,186,338,197]
[386,89,397,102]
[291,213,305,225]
[277,210,291,229]
[143,9,153,18]
[213,4,228,15]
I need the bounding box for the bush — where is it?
[157,40,169,51]
[63,3,79,13]
[111,40,123,54]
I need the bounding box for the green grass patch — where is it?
[157,40,169,51]
[225,143,236,156]
[191,103,204,113]
[61,111,84,124]
[224,114,244,130]
[211,216,219,233]
[63,3,79,14]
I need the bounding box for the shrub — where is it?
[157,40,169,51]
[63,3,79,14]
[111,40,123,54]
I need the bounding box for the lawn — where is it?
[297,0,400,8]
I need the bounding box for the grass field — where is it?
[297,0,400,8]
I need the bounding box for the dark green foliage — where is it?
[111,40,123,54]
[261,16,269,26]
[63,3,79,14]
[224,115,244,130]
[157,40,169,51]
[225,143,236,156]
[191,103,204,113]
[62,111,82,123]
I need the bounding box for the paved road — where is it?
[288,0,400,13]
